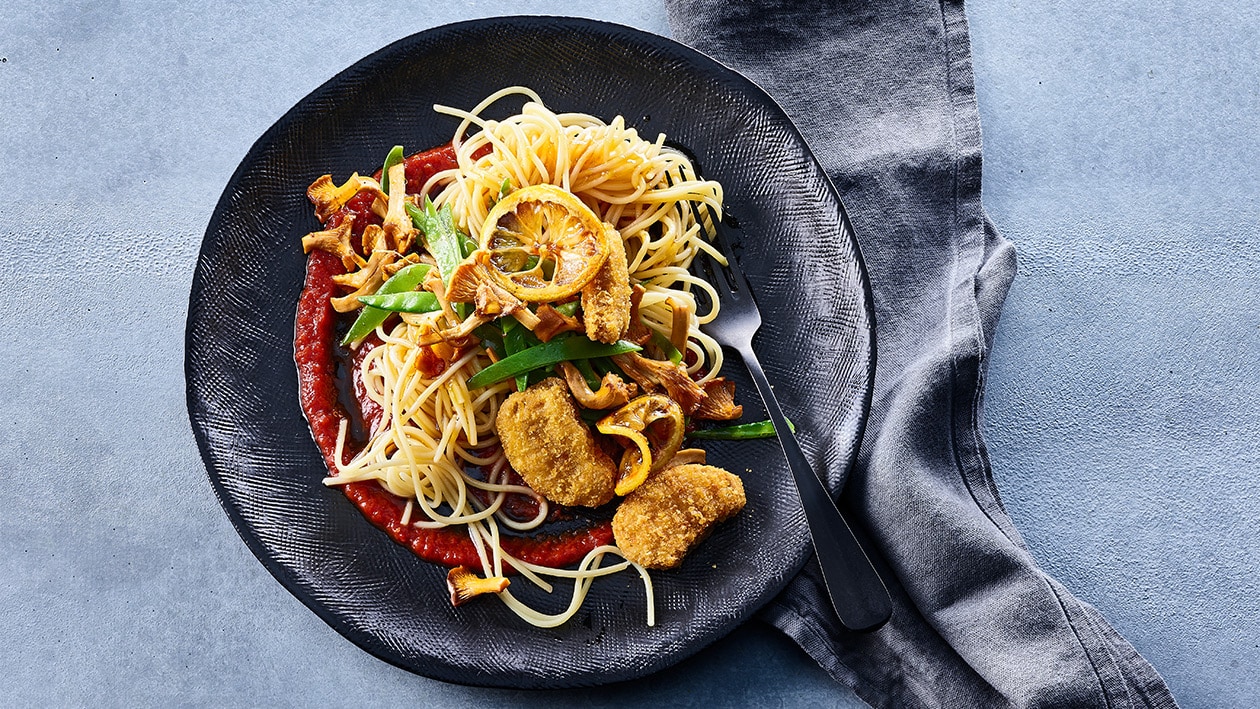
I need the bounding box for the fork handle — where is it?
[737,345,892,632]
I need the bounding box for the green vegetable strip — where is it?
[406,199,465,291]
[591,357,623,379]
[356,291,440,314]
[501,318,534,392]
[526,367,554,388]
[379,145,404,193]
[467,337,641,389]
[474,324,505,355]
[688,418,796,440]
[650,329,684,365]
[341,264,432,345]
[408,199,473,319]
[574,358,601,390]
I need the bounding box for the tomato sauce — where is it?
[294,144,612,573]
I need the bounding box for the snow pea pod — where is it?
[379,145,404,193]
[650,330,684,365]
[466,336,641,390]
[340,263,431,346]
[501,318,539,392]
[688,418,795,440]
[407,198,464,291]
[356,291,440,314]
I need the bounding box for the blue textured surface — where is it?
[0,1,1254,706]
[971,1,1260,706]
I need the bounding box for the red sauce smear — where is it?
[294,144,613,572]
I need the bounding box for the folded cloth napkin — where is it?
[667,2,1178,707]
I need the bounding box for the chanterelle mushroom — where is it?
[301,218,365,271]
[447,566,510,607]
[623,284,653,346]
[383,252,425,277]
[611,352,707,415]
[381,162,416,253]
[557,361,636,409]
[447,254,541,330]
[694,378,743,421]
[330,249,398,313]
[664,448,707,468]
[666,297,692,353]
[361,222,389,254]
[534,304,583,342]
[306,172,383,222]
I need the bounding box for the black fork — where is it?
[698,230,892,632]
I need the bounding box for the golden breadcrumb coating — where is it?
[581,227,632,343]
[496,378,616,507]
[612,463,746,569]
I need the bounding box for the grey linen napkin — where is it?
[667,1,1178,707]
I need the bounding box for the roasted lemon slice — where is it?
[479,184,611,302]
[596,394,686,496]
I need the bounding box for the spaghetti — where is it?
[315,87,730,627]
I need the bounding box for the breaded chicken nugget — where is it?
[612,463,746,569]
[581,226,632,344]
[496,378,616,507]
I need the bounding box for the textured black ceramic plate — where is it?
[186,16,873,688]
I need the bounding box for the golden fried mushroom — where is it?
[496,378,617,507]
[581,225,632,343]
[612,463,746,569]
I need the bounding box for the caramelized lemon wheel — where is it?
[479,184,611,302]
[596,394,686,496]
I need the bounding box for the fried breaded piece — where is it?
[612,464,746,569]
[496,378,616,507]
[581,226,632,343]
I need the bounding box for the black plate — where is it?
[186,16,874,688]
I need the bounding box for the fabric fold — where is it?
[667,1,1177,706]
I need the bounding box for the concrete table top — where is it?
[2,1,1255,706]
